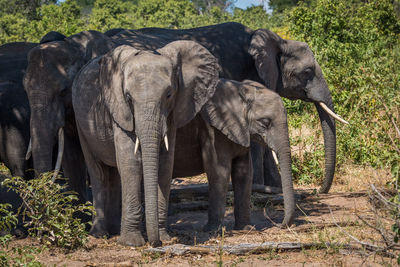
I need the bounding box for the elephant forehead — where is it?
[254,91,283,115]
[126,53,172,73]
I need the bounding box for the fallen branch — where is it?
[145,242,371,256]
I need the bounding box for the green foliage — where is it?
[0,0,279,44]
[0,203,17,232]
[0,203,43,266]
[132,0,199,28]
[88,0,136,31]
[192,0,235,12]
[232,6,271,29]
[0,246,43,267]
[269,0,302,13]
[0,0,85,44]
[2,173,94,250]
[286,0,400,184]
[0,203,17,247]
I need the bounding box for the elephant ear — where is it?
[248,29,283,91]
[99,45,141,132]
[157,40,220,128]
[40,31,66,44]
[201,79,251,147]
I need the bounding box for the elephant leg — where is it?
[231,152,253,230]
[114,127,145,247]
[4,128,29,178]
[61,134,88,203]
[201,132,232,231]
[157,127,176,242]
[87,161,113,237]
[263,147,282,188]
[105,167,121,235]
[76,125,110,237]
[251,142,265,185]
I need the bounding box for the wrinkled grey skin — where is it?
[23,30,116,202]
[174,79,295,230]
[0,42,36,179]
[0,33,65,179]
[72,41,219,247]
[113,22,336,193]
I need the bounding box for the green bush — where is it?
[0,203,43,266]
[2,173,94,250]
[286,0,400,184]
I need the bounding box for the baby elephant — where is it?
[173,79,295,230]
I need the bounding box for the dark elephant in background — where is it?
[0,31,65,179]
[112,22,348,193]
[0,42,36,179]
[23,30,116,202]
[72,41,219,247]
[0,32,65,224]
[173,79,295,230]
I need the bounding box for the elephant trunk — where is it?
[135,105,162,247]
[315,96,336,193]
[275,123,295,227]
[30,109,64,176]
[31,124,56,174]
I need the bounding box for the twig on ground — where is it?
[327,204,396,258]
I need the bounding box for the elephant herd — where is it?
[0,22,348,247]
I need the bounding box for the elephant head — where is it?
[201,79,295,226]
[99,41,219,245]
[249,30,348,193]
[23,30,115,178]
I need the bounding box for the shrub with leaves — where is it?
[0,203,17,246]
[0,203,43,266]
[286,0,400,184]
[2,173,94,250]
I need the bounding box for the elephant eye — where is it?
[259,118,271,129]
[166,90,172,99]
[303,67,314,78]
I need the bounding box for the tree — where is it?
[232,5,271,29]
[89,0,136,32]
[268,0,300,13]
[191,0,235,13]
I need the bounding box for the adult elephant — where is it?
[174,79,295,230]
[23,30,116,201]
[72,41,219,247]
[0,32,65,179]
[113,22,348,193]
[0,42,36,179]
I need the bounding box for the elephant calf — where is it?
[173,79,295,230]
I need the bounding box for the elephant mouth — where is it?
[25,127,65,181]
[133,134,169,155]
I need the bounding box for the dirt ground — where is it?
[2,164,397,266]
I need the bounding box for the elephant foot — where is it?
[203,222,222,232]
[234,223,254,231]
[89,221,109,238]
[117,231,146,247]
[108,222,121,236]
[159,228,171,242]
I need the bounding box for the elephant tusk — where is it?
[272,150,279,166]
[134,137,140,155]
[319,102,349,124]
[25,138,32,160]
[52,127,64,182]
[164,135,169,151]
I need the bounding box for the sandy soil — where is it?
[2,165,396,266]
